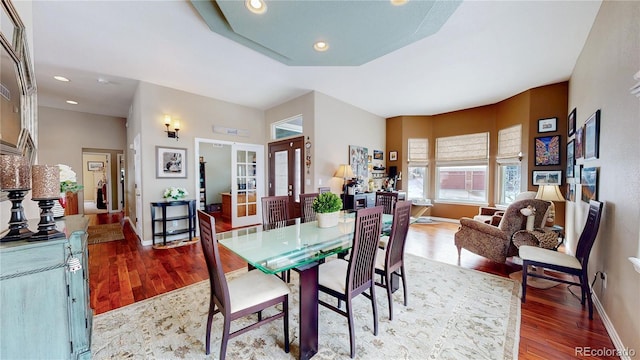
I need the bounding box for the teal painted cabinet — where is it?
[0,215,92,359]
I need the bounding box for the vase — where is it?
[316,211,339,228]
[51,192,66,218]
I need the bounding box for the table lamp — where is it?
[0,155,34,241]
[334,164,354,209]
[535,184,565,227]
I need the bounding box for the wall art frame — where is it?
[156,146,187,178]
[532,170,562,186]
[538,117,558,133]
[373,150,383,160]
[568,108,576,136]
[581,166,598,203]
[87,161,104,171]
[584,109,601,161]
[389,151,398,161]
[575,125,584,159]
[534,135,561,166]
[566,139,575,178]
[348,145,368,179]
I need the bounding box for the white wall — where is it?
[567,0,639,354]
[200,143,231,204]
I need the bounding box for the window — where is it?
[435,133,489,204]
[272,115,303,140]
[407,139,428,200]
[496,125,522,205]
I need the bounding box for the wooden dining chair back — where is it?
[197,210,290,359]
[299,193,319,223]
[519,200,604,319]
[261,195,290,230]
[375,200,412,320]
[375,192,398,214]
[317,206,383,358]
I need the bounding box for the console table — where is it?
[0,215,92,359]
[150,199,196,246]
[342,191,406,211]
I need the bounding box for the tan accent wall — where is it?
[386,83,568,224]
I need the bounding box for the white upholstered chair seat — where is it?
[374,248,386,271]
[518,245,582,269]
[228,270,290,313]
[378,235,389,249]
[318,259,349,293]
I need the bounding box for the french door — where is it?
[231,143,264,227]
[268,137,305,219]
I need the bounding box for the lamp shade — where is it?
[535,184,565,202]
[333,164,354,179]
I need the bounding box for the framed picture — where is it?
[532,170,562,186]
[348,145,368,179]
[584,109,601,161]
[87,161,104,171]
[575,126,584,159]
[17,129,35,166]
[574,164,582,181]
[566,183,575,202]
[389,151,398,161]
[534,135,561,166]
[566,140,575,178]
[373,150,383,160]
[568,108,576,136]
[538,117,557,133]
[156,146,187,178]
[581,167,598,202]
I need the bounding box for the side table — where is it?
[150,199,196,246]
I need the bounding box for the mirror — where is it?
[0,0,23,154]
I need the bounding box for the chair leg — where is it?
[283,297,290,353]
[346,299,356,358]
[205,301,216,355]
[400,266,408,306]
[521,262,528,303]
[220,317,231,360]
[385,271,394,321]
[370,285,378,336]
[582,275,594,320]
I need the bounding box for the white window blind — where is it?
[436,132,489,163]
[497,125,522,160]
[408,138,428,162]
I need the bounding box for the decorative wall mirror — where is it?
[1,0,37,202]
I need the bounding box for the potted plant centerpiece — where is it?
[312,192,342,228]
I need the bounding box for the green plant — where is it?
[312,192,342,213]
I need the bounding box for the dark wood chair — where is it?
[197,210,290,359]
[299,192,318,223]
[519,200,604,319]
[374,200,412,320]
[261,195,290,230]
[317,206,382,358]
[261,195,291,281]
[375,192,398,214]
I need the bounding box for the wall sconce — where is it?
[518,151,523,162]
[164,115,180,140]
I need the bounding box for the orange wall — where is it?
[386,82,568,225]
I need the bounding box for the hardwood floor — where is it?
[88,213,618,359]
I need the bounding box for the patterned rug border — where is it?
[93,255,521,359]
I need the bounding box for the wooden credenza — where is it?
[0,215,92,359]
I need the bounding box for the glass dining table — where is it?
[217,212,393,360]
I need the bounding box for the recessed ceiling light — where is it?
[245,0,267,14]
[97,77,111,85]
[390,0,408,5]
[66,100,78,105]
[54,76,70,82]
[313,41,329,52]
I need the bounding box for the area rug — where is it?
[87,223,124,245]
[91,255,521,359]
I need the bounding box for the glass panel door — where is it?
[232,144,263,227]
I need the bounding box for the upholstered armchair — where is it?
[455,199,550,264]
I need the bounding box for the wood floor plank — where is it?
[87,213,618,359]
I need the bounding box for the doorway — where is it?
[268,136,305,219]
[82,152,110,214]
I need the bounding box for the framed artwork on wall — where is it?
[568,108,576,136]
[575,126,584,159]
[581,166,598,202]
[534,135,561,166]
[584,109,601,161]
[349,145,368,179]
[389,151,398,161]
[566,140,575,178]
[87,161,104,171]
[373,150,383,160]
[156,146,187,178]
[532,170,562,186]
[538,117,558,133]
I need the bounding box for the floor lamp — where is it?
[333,164,354,210]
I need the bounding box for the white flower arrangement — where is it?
[57,164,83,193]
[163,186,188,200]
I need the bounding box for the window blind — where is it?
[408,138,428,162]
[497,125,522,160]
[436,132,489,162]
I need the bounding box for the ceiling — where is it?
[31,1,602,120]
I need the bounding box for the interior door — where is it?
[231,143,264,227]
[268,137,304,218]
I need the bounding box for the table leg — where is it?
[297,263,319,360]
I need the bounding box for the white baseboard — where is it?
[592,289,632,360]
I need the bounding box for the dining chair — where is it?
[375,191,398,214]
[299,192,319,223]
[197,210,290,360]
[374,200,411,320]
[519,200,603,319]
[261,195,291,281]
[317,206,383,358]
